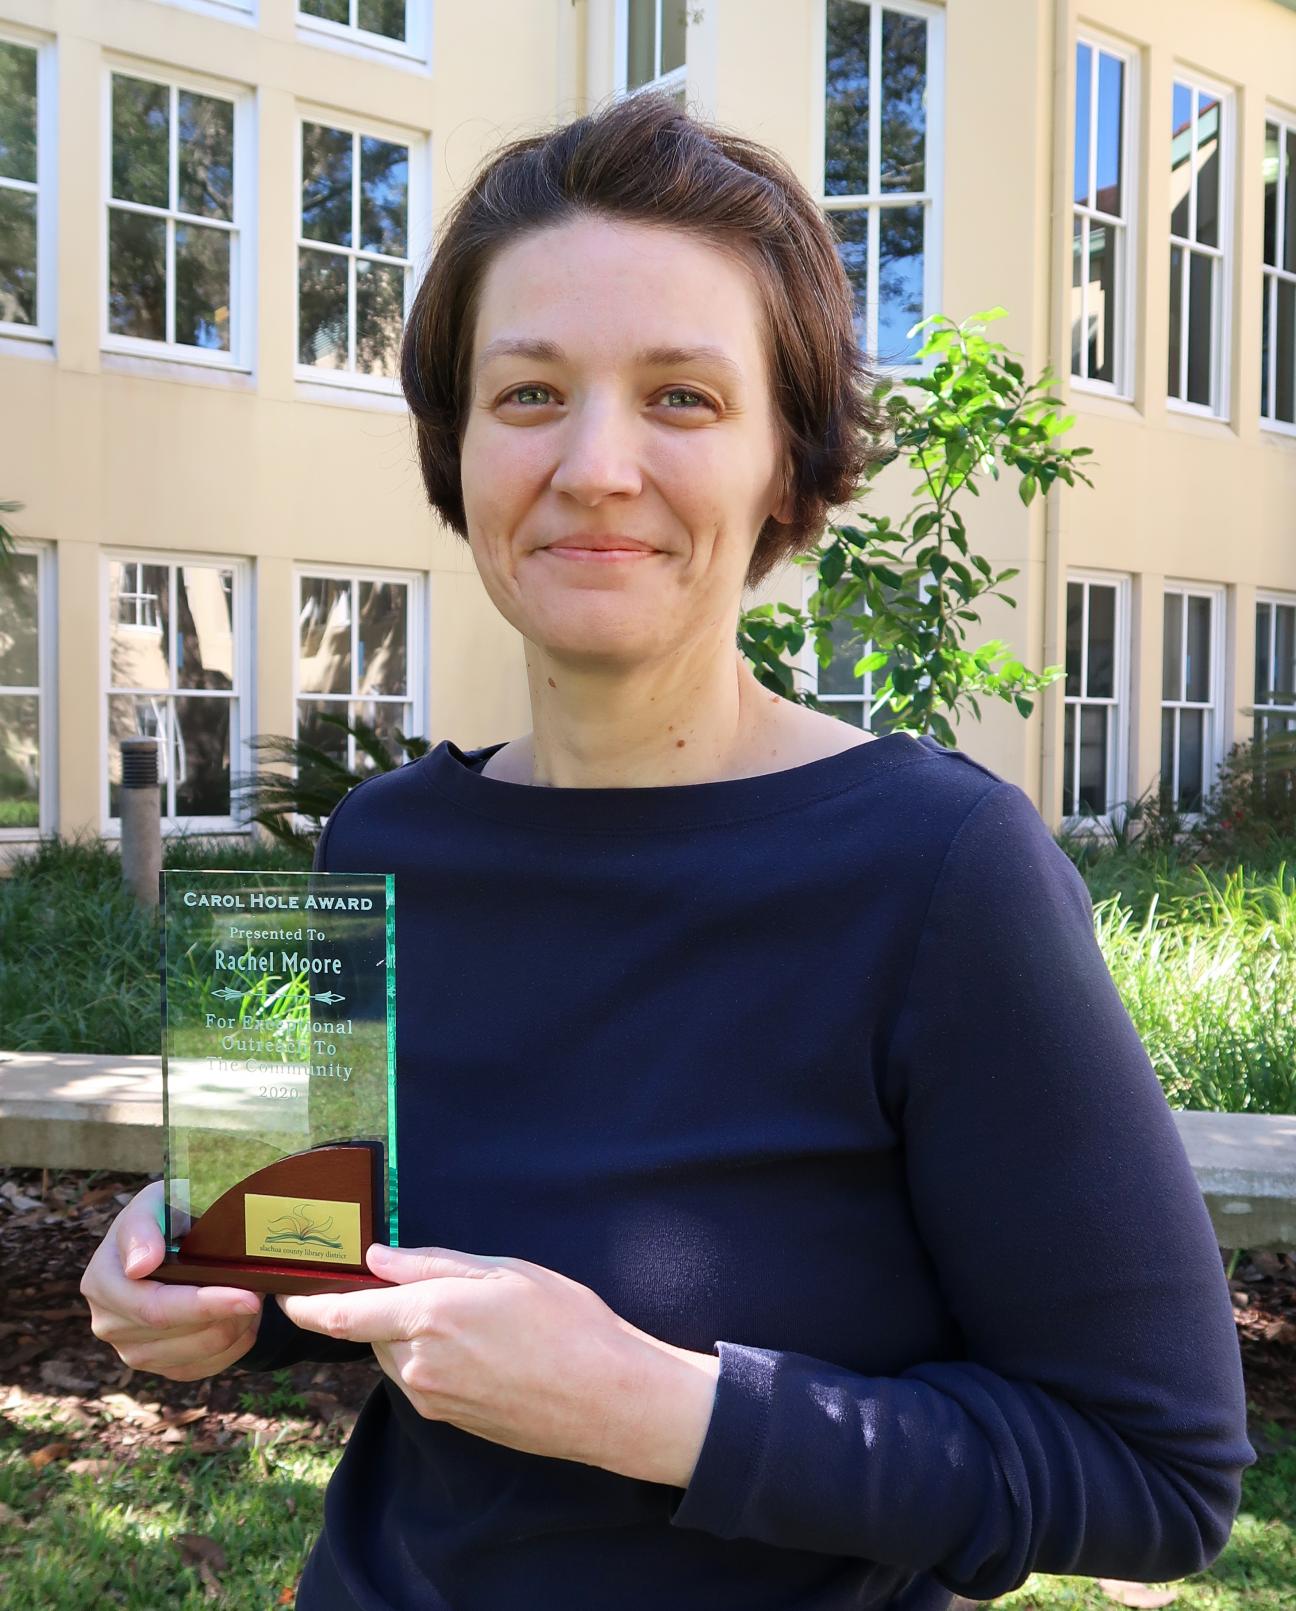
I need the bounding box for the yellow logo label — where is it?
[244,1194,362,1265]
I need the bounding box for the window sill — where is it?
[1260,417,1296,443]
[296,22,430,75]
[101,349,257,391]
[1067,384,1142,422]
[1164,398,1233,433]
[293,375,407,411]
[0,330,55,362]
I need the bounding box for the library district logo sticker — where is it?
[244,1194,362,1264]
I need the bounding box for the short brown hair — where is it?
[400,91,890,591]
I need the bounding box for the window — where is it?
[105,556,247,828]
[1261,113,1296,429]
[1062,575,1129,824]
[105,69,250,366]
[1,33,49,340]
[298,2,427,61]
[617,1,687,106]
[1071,34,1136,395]
[1168,72,1232,416]
[296,570,420,772]
[1254,595,1296,746]
[0,544,53,835]
[1161,583,1224,815]
[800,565,926,732]
[820,0,943,370]
[296,116,414,387]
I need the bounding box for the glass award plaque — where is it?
[154,869,398,1295]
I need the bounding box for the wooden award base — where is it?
[152,1141,397,1296]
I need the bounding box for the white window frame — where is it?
[101,60,256,373]
[0,539,57,841]
[1166,68,1234,422]
[1160,579,1227,822]
[150,0,257,23]
[0,25,57,353]
[1070,28,1139,400]
[813,0,945,381]
[296,1,431,71]
[292,563,425,780]
[1061,570,1130,837]
[100,548,253,836]
[293,108,428,399]
[796,560,932,729]
[1254,590,1296,738]
[1261,107,1296,436]
[614,0,688,102]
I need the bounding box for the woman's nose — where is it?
[548,403,643,505]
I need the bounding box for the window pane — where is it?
[360,137,408,256]
[302,123,353,247]
[1086,583,1115,698]
[0,188,37,326]
[173,695,230,816]
[1078,704,1108,814]
[1167,244,1183,397]
[1086,218,1116,384]
[1065,582,1083,696]
[1163,591,1182,700]
[1178,707,1204,811]
[109,562,171,689]
[1095,50,1123,217]
[627,0,656,90]
[298,248,349,369]
[107,694,167,819]
[357,581,408,696]
[1262,271,1272,418]
[1185,595,1211,702]
[355,259,404,376]
[0,41,37,185]
[1264,122,1279,269]
[299,577,352,694]
[112,75,170,209]
[1194,91,1220,249]
[352,698,411,772]
[1170,81,1192,238]
[297,698,349,767]
[1070,215,1085,376]
[1286,130,1296,273]
[824,0,869,199]
[818,614,865,696]
[877,204,923,364]
[1276,604,1296,702]
[880,8,925,194]
[1063,700,1075,814]
[0,693,38,827]
[1160,707,1175,808]
[108,209,167,340]
[0,553,39,687]
[1255,602,1271,703]
[176,567,234,691]
[661,0,686,75]
[357,0,406,41]
[1186,249,1213,407]
[1073,42,1091,207]
[1276,278,1295,425]
[301,0,349,21]
[175,223,231,351]
[177,91,234,222]
[829,208,868,348]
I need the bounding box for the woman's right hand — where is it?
[79,1180,265,1382]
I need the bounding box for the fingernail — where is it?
[236,1296,261,1315]
[124,1245,148,1274]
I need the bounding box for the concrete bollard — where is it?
[120,736,162,909]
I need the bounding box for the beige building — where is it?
[1,0,1294,857]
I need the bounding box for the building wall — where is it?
[1,0,1294,855]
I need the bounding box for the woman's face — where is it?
[459,215,793,669]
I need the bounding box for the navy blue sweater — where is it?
[238,730,1255,1610]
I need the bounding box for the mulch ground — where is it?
[2,1165,1294,1468]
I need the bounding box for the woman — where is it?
[81,92,1255,1610]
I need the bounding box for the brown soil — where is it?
[2,1165,1294,1466]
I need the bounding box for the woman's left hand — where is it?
[276,1243,720,1486]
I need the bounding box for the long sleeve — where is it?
[667,779,1257,1597]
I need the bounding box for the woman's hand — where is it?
[278,1243,720,1486]
[79,1180,264,1381]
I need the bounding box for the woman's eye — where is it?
[659,388,714,411]
[499,386,715,411]
[502,385,553,406]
